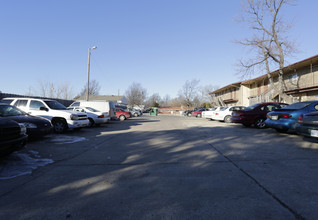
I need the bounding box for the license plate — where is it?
[310,129,318,137]
[271,115,278,120]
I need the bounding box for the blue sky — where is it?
[1,0,317,99]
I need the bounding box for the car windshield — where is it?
[44,100,67,110]
[281,102,312,110]
[0,105,27,116]
[220,107,229,111]
[85,107,98,112]
[244,103,260,111]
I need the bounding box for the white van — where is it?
[69,100,116,119]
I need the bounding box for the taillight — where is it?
[215,113,219,115]
[298,114,303,123]
[98,115,104,118]
[109,110,111,115]
[280,114,292,118]
[266,114,269,118]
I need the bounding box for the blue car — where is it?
[265,100,318,133]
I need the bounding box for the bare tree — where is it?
[145,93,161,107]
[201,84,220,103]
[78,79,101,98]
[237,0,297,102]
[38,81,75,99]
[161,94,171,107]
[125,82,147,107]
[178,79,200,108]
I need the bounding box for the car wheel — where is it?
[187,113,192,117]
[254,118,266,129]
[119,115,126,121]
[53,119,67,133]
[224,115,231,123]
[134,113,138,117]
[275,128,288,133]
[197,113,202,118]
[88,118,95,127]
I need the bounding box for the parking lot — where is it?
[1,114,318,219]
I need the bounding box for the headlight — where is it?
[70,114,79,120]
[18,123,27,135]
[22,122,37,128]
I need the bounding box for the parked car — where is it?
[212,106,245,123]
[0,103,53,138]
[191,108,208,118]
[128,108,141,117]
[202,107,221,120]
[183,110,192,116]
[231,102,288,128]
[3,97,89,133]
[296,111,318,138]
[69,100,116,120]
[266,101,318,133]
[115,108,131,121]
[67,106,110,127]
[0,117,28,158]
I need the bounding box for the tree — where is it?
[125,82,147,107]
[78,79,101,98]
[38,81,74,99]
[237,0,297,102]
[178,79,200,108]
[145,93,161,108]
[161,94,171,107]
[201,85,219,104]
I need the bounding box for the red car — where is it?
[191,108,208,118]
[231,102,288,128]
[115,108,131,121]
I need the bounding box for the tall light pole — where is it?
[86,46,97,101]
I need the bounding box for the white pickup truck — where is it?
[2,97,89,133]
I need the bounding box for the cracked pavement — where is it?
[0,115,318,219]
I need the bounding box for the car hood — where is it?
[3,115,51,124]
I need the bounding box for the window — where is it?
[14,100,28,107]
[1,99,13,104]
[30,100,46,110]
[71,102,80,107]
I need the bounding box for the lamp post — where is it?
[86,46,97,101]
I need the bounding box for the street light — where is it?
[86,46,97,101]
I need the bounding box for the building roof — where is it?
[209,81,242,95]
[241,54,318,85]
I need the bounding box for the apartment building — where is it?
[210,54,318,106]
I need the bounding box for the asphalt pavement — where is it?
[0,114,318,220]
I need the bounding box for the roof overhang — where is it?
[285,85,318,95]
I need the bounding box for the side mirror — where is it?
[40,107,49,112]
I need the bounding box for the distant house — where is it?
[210,54,318,106]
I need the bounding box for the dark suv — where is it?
[0,118,28,158]
[231,102,288,128]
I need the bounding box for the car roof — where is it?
[3,97,54,101]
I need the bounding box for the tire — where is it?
[187,113,192,117]
[254,118,266,129]
[53,119,67,133]
[197,113,202,118]
[119,115,126,121]
[224,115,231,123]
[88,118,95,127]
[134,113,138,117]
